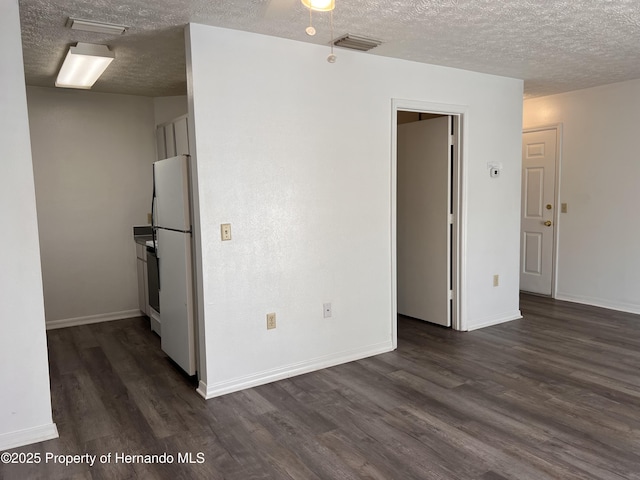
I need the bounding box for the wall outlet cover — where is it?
[266,312,276,330]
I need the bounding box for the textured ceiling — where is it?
[18,0,640,98]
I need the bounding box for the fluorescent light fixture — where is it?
[67,18,128,35]
[55,43,115,89]
[301,0,335,12]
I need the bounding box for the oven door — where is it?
[146,246,160,313]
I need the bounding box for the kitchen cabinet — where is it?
[174,116,189,155]
[156,114,190,160]
[165,123,176,157]
[155,126,166,160]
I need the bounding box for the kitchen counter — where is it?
[134,235,153,246]
[133,225,153,247]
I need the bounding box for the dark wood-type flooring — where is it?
[3,294,640,479]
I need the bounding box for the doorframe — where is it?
[391,99,469,345]
[522,124,562,298]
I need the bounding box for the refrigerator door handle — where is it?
[151,164,158,246]
[151,164,160,290]
[155,226,192,235]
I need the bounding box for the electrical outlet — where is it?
[493,274,500,287]
[221,223,232,241]
[266,312,276,330]
[323,303,332,318]
[561,203,568,213]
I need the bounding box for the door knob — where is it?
[546,204,552,210]
[543,220,552,227]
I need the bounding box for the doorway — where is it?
[391,99,466,338]
[520,126,560,296]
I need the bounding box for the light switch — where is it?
[221,223,231,241]
[561,203,568,213]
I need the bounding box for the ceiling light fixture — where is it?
[301,0,337,62]
[55,43,115,89]
[66,18,128,35]
[301,0,335,12]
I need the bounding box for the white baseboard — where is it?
[197,340,395,399]
[0,423,58,452]
[467,310,522,331]
[46,309,142,330]
[555,293,640,315]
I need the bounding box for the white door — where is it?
[520,129,557,295]
[397,116,451,327]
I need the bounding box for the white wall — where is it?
[26,87,157,325]
[524,80,640,313]
[186,24,523,398]
[153,95,188,126]
[0,0,57,450]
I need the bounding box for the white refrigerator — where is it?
[152,154,197,375]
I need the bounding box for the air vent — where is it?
[332,34,382,52]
